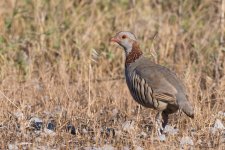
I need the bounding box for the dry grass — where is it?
[0,0,224,149]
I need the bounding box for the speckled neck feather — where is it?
[125,42,143,66]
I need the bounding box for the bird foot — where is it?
[155,111,165,136]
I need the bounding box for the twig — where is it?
[93,77,125,82]
[0,90,19,109]
[215,0,225,84]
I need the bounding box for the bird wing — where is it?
[130,57,194,117]
[134,60,185,104]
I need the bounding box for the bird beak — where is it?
[110,37,119,43]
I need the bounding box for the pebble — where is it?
[122,121,134,132]
[218,111,225,117]
[135,146,144,150]
[101,144,115,150]
[84,144,114,150]
[140,131,147,138]
[47,121,56,131]
[84,147,99,150]
[158,134,166,141]
[123,146,130,150]
[13,111,24,120]
[8,144,18,150]
[214,119,224,130]
[44,128,56,136]
[104,127,115,137]
[180,136,194,146]
[112,108,118,117]
[210,119,225,134]
[66,124,76,135]
[82,128,88,134]
[163,125,179,135]
[30,117,43,130]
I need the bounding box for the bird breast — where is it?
[125,69,157,108]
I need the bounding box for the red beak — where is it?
[110,37,119,43]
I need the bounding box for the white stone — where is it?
[214,119,224,130]
[14,111,24,120]
[135,146,144,150]
[101,144,114,150]
[164,125,179,135]
[158,134,166,141]
[123,146,130,150]
[30,117,42,123]
[180,136,194,146]
[140,131,147,138]
[112,108,118,116]
[122,121,134,131]
[44,128,56,136]
[84,147,99,150]
[82,128,88,134]
[218,111,225,117]
[8,144,18,150]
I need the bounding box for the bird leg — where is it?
[161,111,169,129]
[155,111,164,136]
[155,111,169,136]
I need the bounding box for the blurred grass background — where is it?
[0,0,224,149]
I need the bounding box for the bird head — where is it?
[111,31,137,55]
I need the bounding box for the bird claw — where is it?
[156,122,164,136]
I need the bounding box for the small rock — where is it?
[82,128,88,134]
[214,119,224,130]
[8,144,18,150]
[101,144,114,150]
[17,142,32,148]
[47,121,56,131]
[218,111,225,117]
[84,147,99,150]
[44,128,56,136]
[34,146,52,150]
[105,127,115,137]
[180,136,194,146]
[112,108,118,117]
[123,146,130,150]
[43,111,51,115]
[140,131,147,138]
[163,125,179,135]
[135,146,144,150]
[14,111,24,120]
[210,119,225,134]
[100,109,104,115]
[115,129,122,137]
[210,127,217,134]
[122,121,134,132]
[158,134,166,141]
[66,124,76,135]
[30,117,43,130]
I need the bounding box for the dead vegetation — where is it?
[0,0,224,149]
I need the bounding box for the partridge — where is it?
[111,31,194,134]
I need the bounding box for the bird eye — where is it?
[122,35,127,39]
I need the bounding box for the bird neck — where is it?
[125,41,143,65]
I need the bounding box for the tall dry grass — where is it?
[0,0,224,149]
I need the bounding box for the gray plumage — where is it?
[125,56,194,118]
[111,31,194,134]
